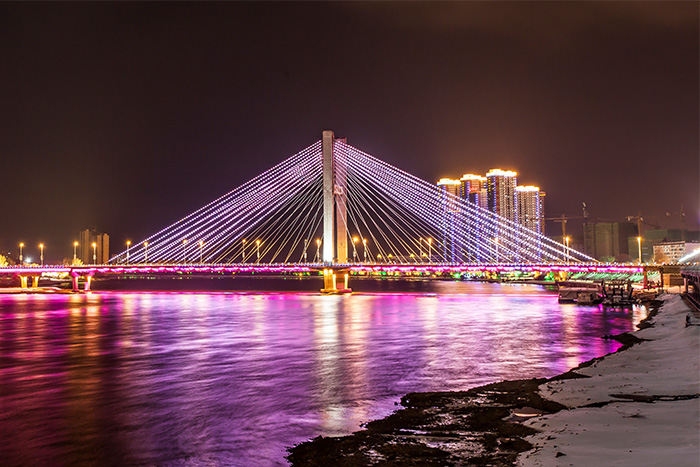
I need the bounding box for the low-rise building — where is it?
[653,241,700,263]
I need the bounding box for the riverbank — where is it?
[287,295,699,465]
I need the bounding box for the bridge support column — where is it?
[84,275,92,292]
[72,275,80,292]
[643,267,648,289]
[31,276,39,288]
[320,268,352,294]
[19,276,28,289]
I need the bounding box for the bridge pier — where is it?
[16,274,41,289]
[320,268,351,294]
[71,273,94,292]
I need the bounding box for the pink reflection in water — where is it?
[0,283,645,466]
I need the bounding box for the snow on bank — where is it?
[518,294,700,467]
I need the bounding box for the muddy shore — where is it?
[286,300,662,466]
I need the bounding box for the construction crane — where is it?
[626,211,660,237]
[539,203,590,239]
[665,206,686,241]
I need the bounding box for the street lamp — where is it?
[256,239,261,263]
[303,238,308,262]
[493,237,499,263]
[92,242,97,264]
[126,240,131,264]
[144,241,148,263]
[315,238,321,262]
[182,239,187,264]
[199,240,204,263]
[19,242,24,265]
[73,241,78,263]
[637,236,642,264]
[428,238,432,263]
[362,238,367,262]
[565,236,570,265]
[419,237,423,259]
[352,236,358,262]
[242,239,246,263]
[39,243,44,266]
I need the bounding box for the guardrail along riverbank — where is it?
[287,294,699,466]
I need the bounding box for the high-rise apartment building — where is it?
[583,222,637,262]
[459,174,488,210]
[437,178,461,197]
[485,169,517,222]
[436,178,461,262]
[515,185,544,235]
[78,229,110,264]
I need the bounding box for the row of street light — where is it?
[17,234,640,266]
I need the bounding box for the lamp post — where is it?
[419,237,423,259]
[362,238,367,262]
[637,236,642,264]
[19,242,24,265]
[352,236,358,262]
[256,239,260,263]
[565,236,570,265]
[315,239,321,263]
[39,243,44,266]
[303,238,308,262]
[242,239,246,263]
[494,237,499,264]
[144,241,148,263]
[73,241,78,263]
[199,240,204,263]
[126,241,131,264]
[428,238,432,263]
[92,242,97,264]
[182,239,187,264]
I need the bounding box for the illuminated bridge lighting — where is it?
[104,137,594,266]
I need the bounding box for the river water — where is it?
[0,280,645,466]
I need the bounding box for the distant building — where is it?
[485,169,517,222]
[515,185,544,235]
[627,229,700,263]
[653,241,700,263]
[459,174,488,210]
[583,222,637,262]
[437,177,460,197]
[79,229,109,264]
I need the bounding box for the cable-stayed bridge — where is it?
[113,131,591,266]
[7,131,648,292]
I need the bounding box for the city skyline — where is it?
[1,2,697,262]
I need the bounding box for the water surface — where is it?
[0,281,645,465]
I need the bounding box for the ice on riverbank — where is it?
[518,294,700,466]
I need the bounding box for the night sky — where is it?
[1,2,698,262]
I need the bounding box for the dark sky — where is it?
[1,2,698,262]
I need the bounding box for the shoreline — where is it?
[287,295,699,465]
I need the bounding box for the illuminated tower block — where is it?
[486,169,517,222]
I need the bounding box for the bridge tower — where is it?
[322,130,348,264]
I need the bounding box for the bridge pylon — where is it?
[322,130,348,264]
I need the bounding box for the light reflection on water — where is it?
[0,282,645,466]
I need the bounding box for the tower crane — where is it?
[539,203,590,239]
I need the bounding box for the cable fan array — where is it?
[111,139,594,264]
